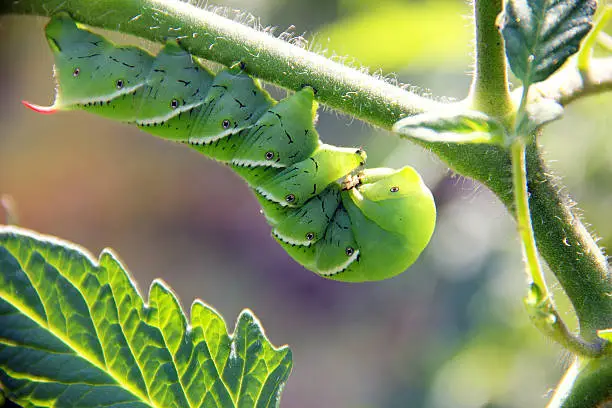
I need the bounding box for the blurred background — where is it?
[1,0,611,406]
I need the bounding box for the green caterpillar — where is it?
[24,15,436,282]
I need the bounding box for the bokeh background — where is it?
[1,0,611,406]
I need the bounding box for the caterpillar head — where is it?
[356,167,423,201]
[346,166,436,241]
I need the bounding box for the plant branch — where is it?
[522,57,612,106]
[3,0,612,339]
[523,140,611,339]
[577,6,612,72]
[598,32,612,52]
[2,0,442,128]
[525,284,606,359]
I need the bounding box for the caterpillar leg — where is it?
[256,144,366,207]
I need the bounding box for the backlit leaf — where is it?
[501,0,596,84]
[0,226,292,408]
[393,109,507,146]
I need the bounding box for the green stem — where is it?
[469,0,514,120]
[512,139,548,295]
[577,6,612,72]
[514,57,612,107]
[525,284,605,358]
[597,32,612,52]
[513,84,605,357]
[3,0,611,339]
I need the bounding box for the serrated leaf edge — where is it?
[0,225,291,408]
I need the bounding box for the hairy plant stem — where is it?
[3,0,612,394]
[3,0,442,126]
[469,0,514,121]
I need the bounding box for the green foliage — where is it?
[501,0,597,86]
[0,226,292,408]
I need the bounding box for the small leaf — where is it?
[501,0,597,85]
[0,226,292,408]
[393,109,507,145]
[517,98,565,135]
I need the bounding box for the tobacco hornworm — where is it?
[24,15,436,282]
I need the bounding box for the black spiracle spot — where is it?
[265,151,274,160]
[301,84,318,94]
[73,68,80,77]
[390,186,400,193]
[116,79,124,89]
[345,247,355,257]
[222,119,231,129]
[170,99,179,109]
[306,232,315,241]
[285,194,296,203]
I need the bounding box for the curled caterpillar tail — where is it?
[29,14,437,282]
[22,101,58,114]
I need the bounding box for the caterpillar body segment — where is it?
[274,205,360,278]
[231,87,320,169]
[44,15,155,118]
[27,15,438,282]
[187,69,274,145]
[133,42,215,126]
[312,206,360,276]
[272,185,342,246]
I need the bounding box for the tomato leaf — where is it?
[501,0,596,85]
[0,226,292,408]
